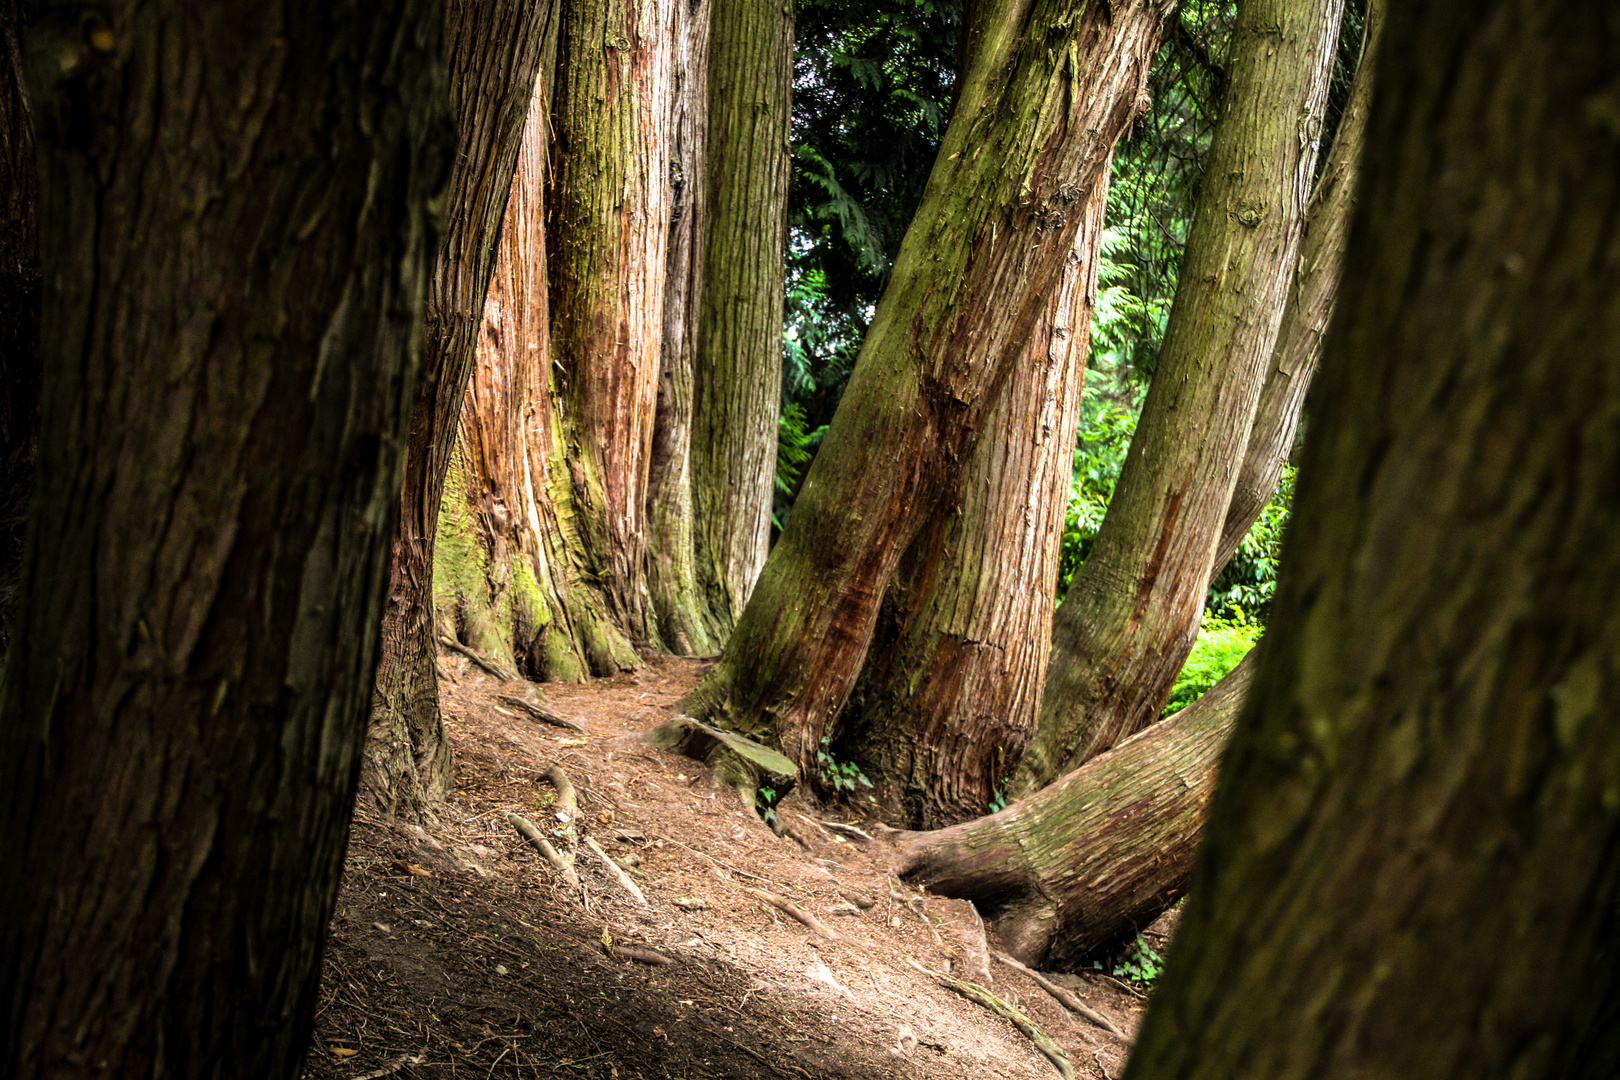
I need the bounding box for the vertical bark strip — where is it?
[549,0,679,649]
[0,0,38,653]
[0,4,452,1077]
[689,0,793,629]
[1016,0,1345,795]
[646,0,723,657]
[1126,5,1620,1078]
[839,171,1109,826]
[1212,0,1382,569]
[680,0,1176,773]
[367,0,550,818]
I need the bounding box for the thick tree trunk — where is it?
[836,171,1109,826]
[892,653,1255,965]
[0,4,450,1077]
[687,0,793,632]
[1211,0,1381,569]
[1125,4,1620,1077]
[0,0,37,653]
[548,0,680,650]
[1014,0,1345,795]
[678,0,1176,774]
[437,72,641,684]
[366,0,550,819]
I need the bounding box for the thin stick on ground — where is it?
[738,886,840,941]
[437,635,518,681]
[498,693,586,733]
[993,950,1129,1041]
[584,836,647,905]
[508,813,580,890]
[904,959,1074,1079]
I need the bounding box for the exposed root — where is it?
[904,959,1073,1079]
[498,692,585,732]
[739,886,840,941]
[508,813,579,890]
[438,635,517,681]
[607,943,673,965]
[993,950,1129,1041]
[544,765,580,823]
[815,819,874,844]
[584,836,647,906]
[890,890,942,944]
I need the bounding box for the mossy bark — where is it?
[366,0,552,820]
[1015,0,1346,795]
[1126,4,1620,1076]
[835,171,1109,826]
[678,0,1177,774]
[0,3,452,1075]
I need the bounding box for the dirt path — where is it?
[305,654,1149,1079]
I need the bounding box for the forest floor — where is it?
[303,653,1169,1080]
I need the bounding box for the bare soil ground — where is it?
[304,654,1163,1080]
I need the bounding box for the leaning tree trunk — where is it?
[0,3,450,1078]
[366,0,550,819]
[677,0,1177,776]
[1013,0,1345,796]
[547,0,681,651]
[835,171,1109,826]
[433,66,642,688]
[892,653,1255,965]
[1126,4,1620,1078]
[686,0,794,633]
[0,0,38,653]
[1211,0,1381,570]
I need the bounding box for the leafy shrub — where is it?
[1163,610,1262,715]
[1205,465,1295,620]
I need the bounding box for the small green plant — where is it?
[816,737,876,800]
[986,778,1011,814]
[1094,934,1165,989]
[757,785,780,826]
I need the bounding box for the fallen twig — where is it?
[353,1054,425,1080]
[814,819,874,844]
[905,959,1073,1079]
[498,693,585,733]
[993,950,1130,1041]
[508,813,579,890]
[584,836,647,905]
[890,891,943,944]
[608,943,673,965]
[738,886,839,941]
[437,635,517,681]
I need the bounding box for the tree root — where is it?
[890,890,942,944]
[437,635,517,681]
[584,836,646,906]
[904,959,1073,1079]
[739,886,840,941]
[508,813,579,890]
[993,950,1129,1041]
[814,819,874,844]
[498,692,585,732]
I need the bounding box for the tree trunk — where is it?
[678,0,1177,775]
[436,70,642,684]
[1125,3,1620,1077]
[687,0,793,632]
[0,0,38,653]
[836,169,1109,826]
[892,653,1255,965]
[1014,0,1345,796]
[366,0,551,819]
[0,3,451,1077]
[1211,0,1381,570]
[547,0,681,650]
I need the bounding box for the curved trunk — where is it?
[547,0,681,650]
[836,171,1108,826]
[892,654,1254,966]
[687,0,793,632]
[678,0,1177,774]
[1015,0,1346,795]
[0,0,37,654]
[366,0,551,819]
[0,3,450,1076]
[1126,4,1620,1077]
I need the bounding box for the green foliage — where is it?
[1095,934,1166,989]
[817,736,876,799]
[757,785,781,827]
[1056,386,1140,596]
[1163,610,1263,716]
[986,779,1011,814]
[1206,466,1295,620]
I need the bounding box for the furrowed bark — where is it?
[548,0,680,650]
[688,0,793,631]
[437,43,643,685]
[1127,4,1620,1077]
[367,0,550,819]
[892,654,1254,966]
[0,4,452,1077]
[1212,0,1381,569]
[678,0,1177,773]
[1015,0,1345,795]
[645,0,723,657]
[0,0,37,653]
[836,170,1109,826]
